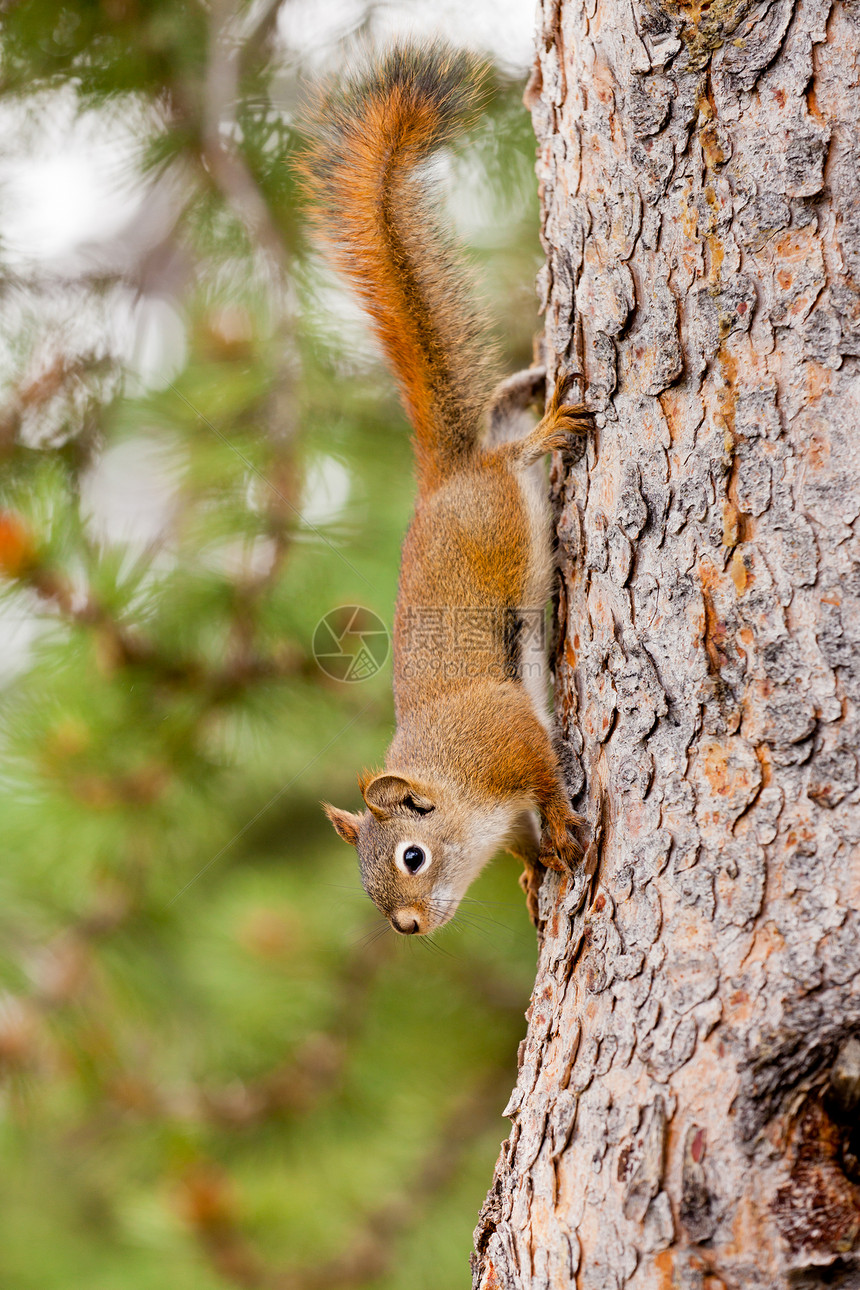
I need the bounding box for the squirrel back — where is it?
[297,42,498,489]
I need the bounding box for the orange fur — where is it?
[297,43,497,489]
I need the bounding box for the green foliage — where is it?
[1,0,209,104]
[0,7,543,1286]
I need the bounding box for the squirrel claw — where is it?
[539,813,586,875]
[552,369,584,406]
[554,403,594,436]
[518,863,543,927]
[548,370,594,440]
[538,836,582,875]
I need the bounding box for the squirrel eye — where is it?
[403,846,425,873]
[396,842,430,875]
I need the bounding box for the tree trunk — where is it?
[472,2,860,1286]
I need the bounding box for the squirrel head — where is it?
[323,772,489,935]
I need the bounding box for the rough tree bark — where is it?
[472,1,860,1286]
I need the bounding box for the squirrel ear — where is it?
[361,774,435,820]
[322,803,363,847]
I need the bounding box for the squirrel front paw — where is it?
[518,862,542,926]
[539,812,586,875]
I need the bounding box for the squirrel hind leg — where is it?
[486,365,547,445]
[485,367,592,464]
[513,392,594,467]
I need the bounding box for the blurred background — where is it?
[0,2,545,1286]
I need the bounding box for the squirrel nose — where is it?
[391,910,421,935]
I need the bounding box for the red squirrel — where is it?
[299,42,590,934]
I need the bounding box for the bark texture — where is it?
[473,2,860,1286]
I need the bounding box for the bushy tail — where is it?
[297,42,499,488]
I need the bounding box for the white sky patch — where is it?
[0,595,54,686]
[110,291,189,392]
[0,90,147,267]
[279,0,536,74]
[300,454,352,528]
[371,0,535,73]
[2,152,129,262]
[80,434,185,551]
